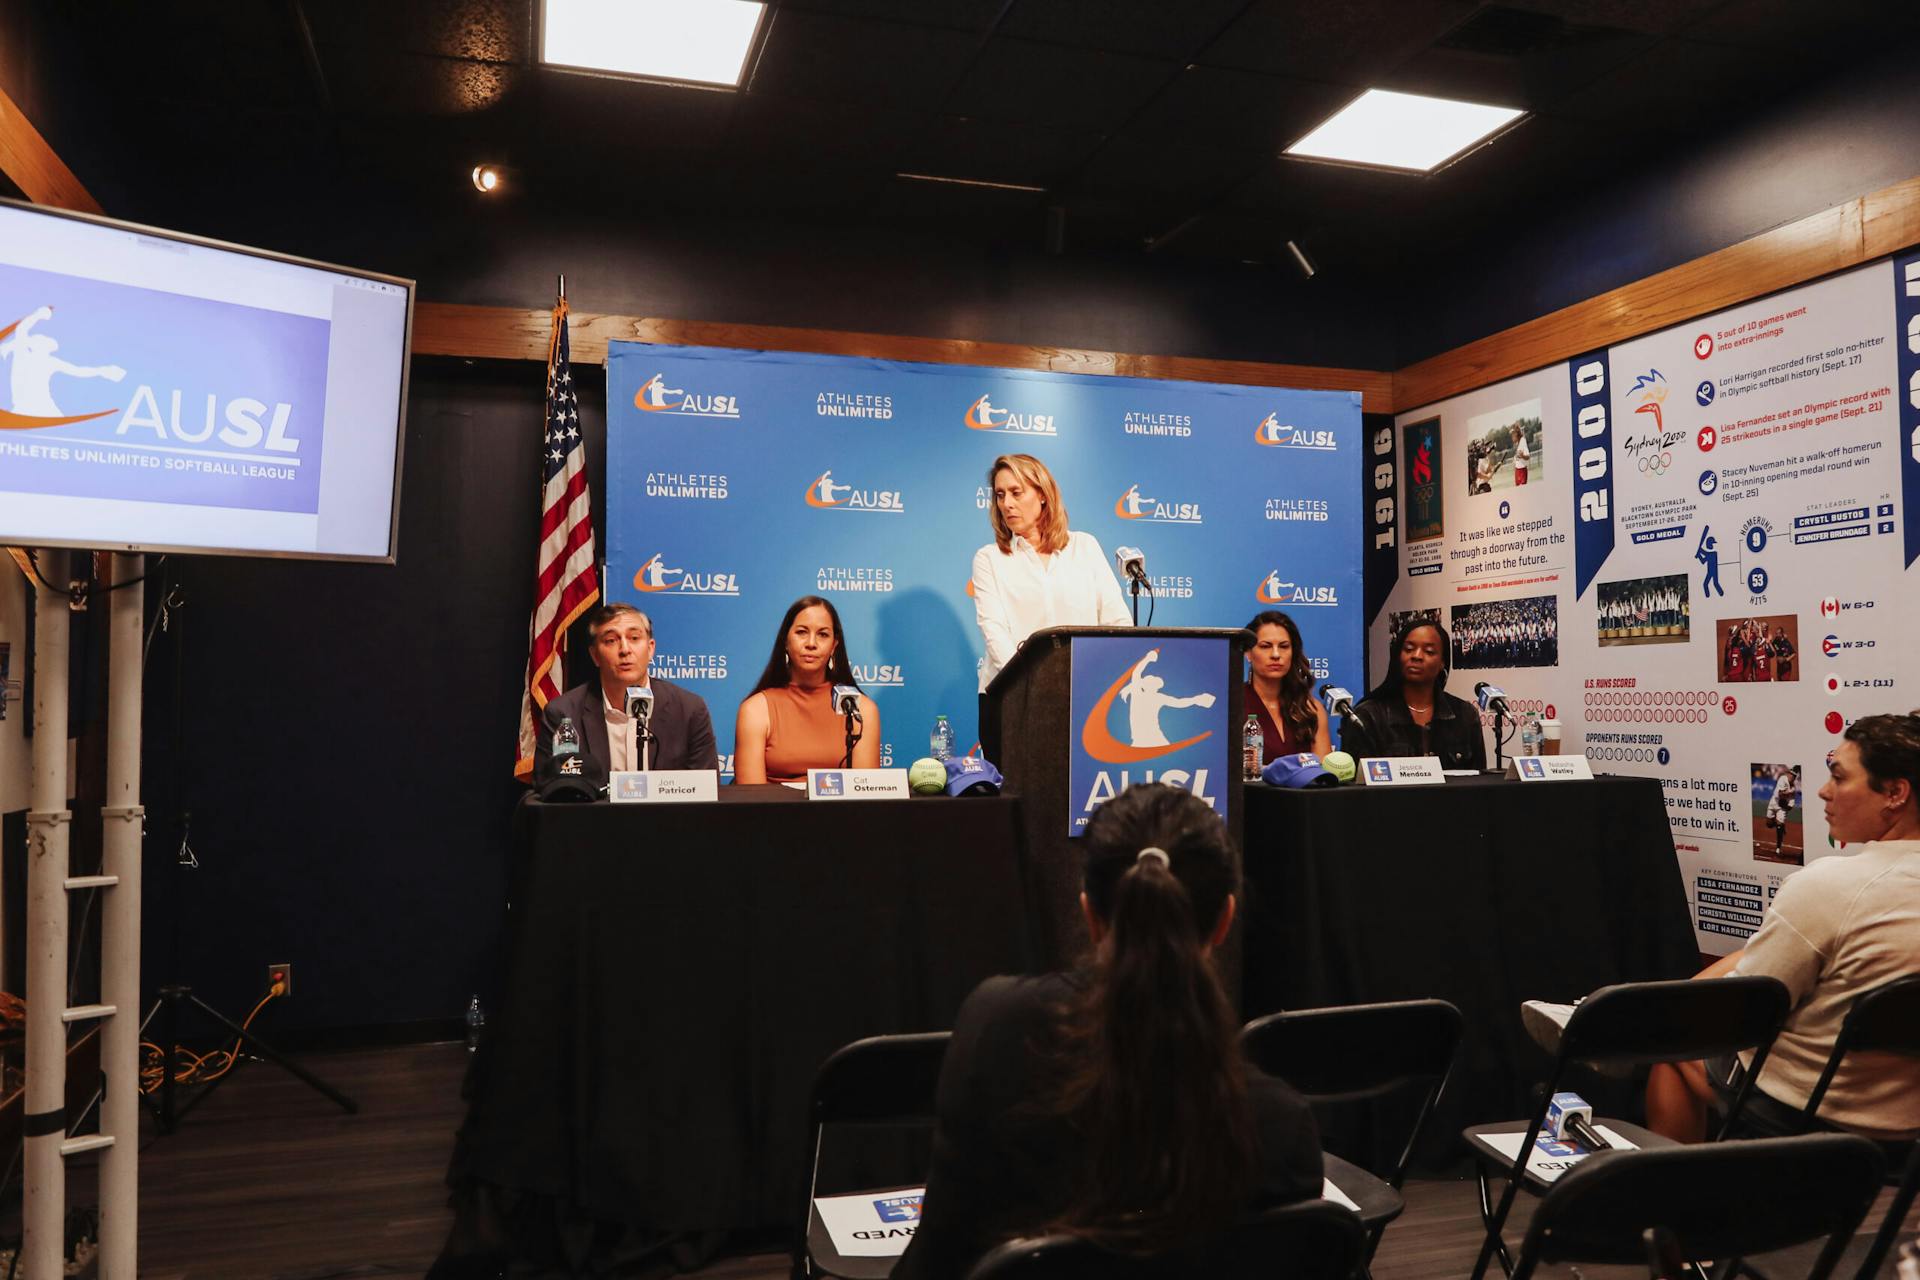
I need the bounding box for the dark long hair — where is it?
[1047,783,1253,1253]
[1367,615,1451,703]
[1245,610,1318,747]
[748,596,860,695]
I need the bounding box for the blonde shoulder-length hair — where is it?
[987,453,1070,554]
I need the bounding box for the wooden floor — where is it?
[21,1042,1913,1279]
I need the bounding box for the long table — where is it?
[1240,773,1699,1163]
[452,788,1033,1241]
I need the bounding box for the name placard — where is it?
[1357,756,1446,786]
[609,770,720,803]
[807,768,911,800]
[1506,754,1595,782]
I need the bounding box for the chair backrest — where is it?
[1801,974,1920,1120]
[808,1031,951,1126]
[1561,975,1789,1067]
[962,1198,1366,1280]
[1512,1133,1885,1280]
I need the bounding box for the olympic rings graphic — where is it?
[1637,450,1674,475]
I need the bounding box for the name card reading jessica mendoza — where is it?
[609,770,720,803]
[1357,757,1447,786]
[1506,755,1596,782]
[807,768,911,800]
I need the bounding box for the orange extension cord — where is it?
[136,979,283,1094]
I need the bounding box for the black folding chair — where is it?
[1242,999,1462,1258]
[1508,1133,1884,1280]
[794,1031,951,1280]
[1464,975,1791,1280]
[962,1198,1367,1280]
[1779,974,1920,1280]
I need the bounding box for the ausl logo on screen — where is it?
[963,392,1056,436]
[1254,413,1337,450]
[850,662,905,688]
[804,469,904,513]
[816,565,895,593]
[633,372,741,420]
[1,305,303,457]
[1254,571,1339,607]
[1114,482,1202,524]
[631,552,740,597]
[651,651,729,680]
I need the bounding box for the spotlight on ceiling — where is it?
[472,165,503,194]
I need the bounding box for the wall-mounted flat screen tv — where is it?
[0,198,412,562]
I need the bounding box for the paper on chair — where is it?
[1322,1177,1360,1212]
[1481,1126,1636,1183]
[814,1188,925,1256]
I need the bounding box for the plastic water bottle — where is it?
[930,715,955,761]
[1243,714,1264,781]
[554,716,582,775]
[465,994,485,1052]
[1519,713,1543,758]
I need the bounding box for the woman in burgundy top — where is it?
[1243,610,1331,766]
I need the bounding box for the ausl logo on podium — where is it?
[1068,637,1228,835]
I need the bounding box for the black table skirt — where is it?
[1240,774,1699,1163]
[454,789,1034,1234]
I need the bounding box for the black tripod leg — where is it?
[159,987,183,1134]
[185,993,358,1114]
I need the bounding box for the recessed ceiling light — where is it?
[471,165,503,193]
[539,0,767,89]
[1285,89,1525,174]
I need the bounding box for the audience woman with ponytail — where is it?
[894,784,1322,1280]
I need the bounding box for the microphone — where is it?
[625,685,654,723]
[1546,1091,1612,1152]
[1318,684,1355,718]
[1474,681,1512,716]
[1114,546,1148,583]
[831,684,863,720]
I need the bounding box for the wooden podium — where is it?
[982,626,1251,974]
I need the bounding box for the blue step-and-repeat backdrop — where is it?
[605,342,1363,777]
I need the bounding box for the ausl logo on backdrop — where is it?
[805,470,905,513]
[1,305,303,456]
[1255,572,1339,606]
[634,373,741,420]
[1114,483,1202,524]
[851,662,905,688]
[963,392,1056,436]
[651,651,729,680]
[632,551,740,596]
[1254,413,1337,450]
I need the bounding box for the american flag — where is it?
[515,297,599,779]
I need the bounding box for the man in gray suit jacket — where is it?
[533,604,719,788]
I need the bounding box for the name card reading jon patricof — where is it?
[609,770,720,803]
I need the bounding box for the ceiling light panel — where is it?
[541,0,767,89]
[1285,89,1524,173]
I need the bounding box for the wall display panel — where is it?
[604,343,1364,777]
[1384,258,1920,953]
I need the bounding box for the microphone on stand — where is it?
[627,685,656,771]
[1475,681,1511,771]
[1114,546,1149,624]
[833,683,864,768]
[1318,683,1356,719]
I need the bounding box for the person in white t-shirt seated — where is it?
[1647,711,1920,1142]
[971,453,1131,691]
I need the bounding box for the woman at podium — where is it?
[1243,610,1332,764]
[971,453,1131,690]
[733,596,881,783]
[1340,617,1486,769]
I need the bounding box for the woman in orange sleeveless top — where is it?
[733,595,882,784]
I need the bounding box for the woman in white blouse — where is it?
[972,453,1131,690]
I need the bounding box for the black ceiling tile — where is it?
[748,11,978,110]
[303,0,529,63]
[728,96,927,170]
[323,47,533,116]
[1390,25,1655,111]
[1677,0,1920,48]
[1070,130,1260,203]
[1198,0,1479,82]
[901,116,1108,188]
[1127,65,1351,155]
[1546,37,1804,124]
[996,0,1254,59]
[776,0,1012,33]
[1488,0,1726,36]
[531,70,739,149]
[945,38,1180,129]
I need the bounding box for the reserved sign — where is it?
[807,768,911,800]
[1507,754,1596,782]
[1357,756,1446,786]
[609,770,720,803]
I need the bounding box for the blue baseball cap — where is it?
[1262,752,1336,788]
[945,755,1004,796]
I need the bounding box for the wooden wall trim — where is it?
[0,83,100,214]
[1393,173,1920,413]
[412,302,1395,413]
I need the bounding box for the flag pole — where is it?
[558,272,566,302]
